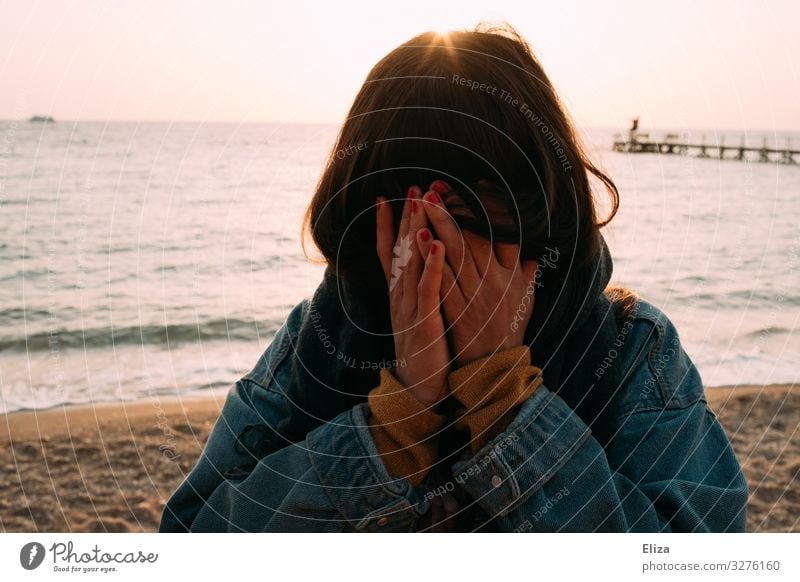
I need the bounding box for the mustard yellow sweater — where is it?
[367,346,543,486]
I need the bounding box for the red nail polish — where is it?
[428,191,440,204]
[430,243,438,255]
[407,186,416,198]
[411,200,418,214]
[430,180,449,194]
[420,229,431,242]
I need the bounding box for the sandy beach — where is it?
[1,384,797,532]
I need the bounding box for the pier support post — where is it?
[759,137,770,163]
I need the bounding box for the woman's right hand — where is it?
[418,180,539,368]
[376,187,450,408]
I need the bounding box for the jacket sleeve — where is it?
[448,305,749,532]
[158,300,432,532]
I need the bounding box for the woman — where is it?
[160,24,747,532]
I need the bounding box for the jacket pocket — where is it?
[242,299,306,394]
[615,299,705,418]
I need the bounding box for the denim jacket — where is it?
[159,298,748,532]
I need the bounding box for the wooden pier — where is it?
[612,119,798,165]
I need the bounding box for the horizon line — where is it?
[3,118,800,134]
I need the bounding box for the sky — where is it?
[1,0,798,130]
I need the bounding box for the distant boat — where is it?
[29,115,55,123]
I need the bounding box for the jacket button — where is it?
[491,475,502,488]
[376,517,389,526]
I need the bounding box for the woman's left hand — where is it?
[418,181,539,368]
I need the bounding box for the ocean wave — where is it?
[0,307,63,324]
[727,290,798,303]
[0,381,233,415]
[0,268,50,282]
[0,318,282,352]
[679,290,800,308]
[0,197,55,206]
[743,326,793,339]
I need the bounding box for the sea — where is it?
[1,121,798,413]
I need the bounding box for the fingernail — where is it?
[420,228,431,242]
[411,200,419,214]
[430,180,450,194]
[427,191,440,204]
[407,186,417,198]
[430,242,438,255]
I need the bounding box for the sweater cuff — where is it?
[448,345,543,453]
[367,368,446,487]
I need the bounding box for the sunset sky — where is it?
[1,0,798,129]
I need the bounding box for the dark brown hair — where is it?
[303,23,618,285]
